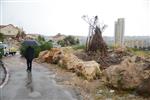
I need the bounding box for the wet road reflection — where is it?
[26,72,34,92]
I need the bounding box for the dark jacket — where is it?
[25,47,34,61]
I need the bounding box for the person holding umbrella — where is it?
[23,40,38,72]
[25,46,34,72]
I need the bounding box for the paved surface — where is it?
[0,53,80,100]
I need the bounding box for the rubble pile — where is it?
[76,61,101,80]
[103,56,150,91]
[37,48,101,80]
[37,47,150,97]
[58,53,82,70]
[37,48,63,63]
[74,49,131,69]
[38,50,49,63]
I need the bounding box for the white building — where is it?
[114,18,125,47]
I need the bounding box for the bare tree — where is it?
[82,15,108,57]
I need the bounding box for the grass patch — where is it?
[127,48,150,57]
[72,44,86,50]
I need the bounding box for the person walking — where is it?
[25,46,34,72]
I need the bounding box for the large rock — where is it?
[136,78,150,97]
[38,50,49,62]
[58,53,82,70]
[76,61,101,80]
[52,49,63,64]
[38,48,62,63]
[58,53,102,80]
[43,51,53,63]
[38,48,102,80]
[103,56,150,90]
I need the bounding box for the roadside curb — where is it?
[0,62,9,88]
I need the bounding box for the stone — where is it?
[52,49,63,64]
[58,53,82,70]
[38,48,63,63]
[97,90,103,94]
[136,78,150,97]
[109,90,115,93]
[76,61,101,80]
[43,51,53,63]
[128,94,135,98]
[38,48,102,81]
[103,56,150,90]
[58,53,101,80]
[38,50,49,62]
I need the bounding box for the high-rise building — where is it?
[114,18,125,47]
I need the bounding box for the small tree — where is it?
[36,35,45,44]
[57,40,65,47]
[20,31,26,38]
[64,36,76,45]
[40,41,53,51]
[57,35,79,47]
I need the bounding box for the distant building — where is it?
[0,24,25,47]
[0,24,20,38]
[52,33,65,42]
[114,18,125,47]
[25,33,40,40]
[124,39,150,49]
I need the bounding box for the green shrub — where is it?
[20,45,40,58]
[20,44,26,57]
[57,40,65,47]
[36,35,45,44]
[40,41,53,51]
[57,35,79,47]
[34,46,41,58]
[20,41,53,58]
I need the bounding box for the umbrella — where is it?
[22,40,39,46]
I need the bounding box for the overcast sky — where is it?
[0,0,150,36]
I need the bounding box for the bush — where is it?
[40,41,53,51]
[20,41,53,58]
[36,35,45,44]
[57,35,79,47]
[57,40,65,47]
[20,45,39,58]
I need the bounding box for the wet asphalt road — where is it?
[0,53,80,100]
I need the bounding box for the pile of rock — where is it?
[37,48,102,80]
[38,48,63,63]
[76,61,101,80]
[103,56,150,95]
